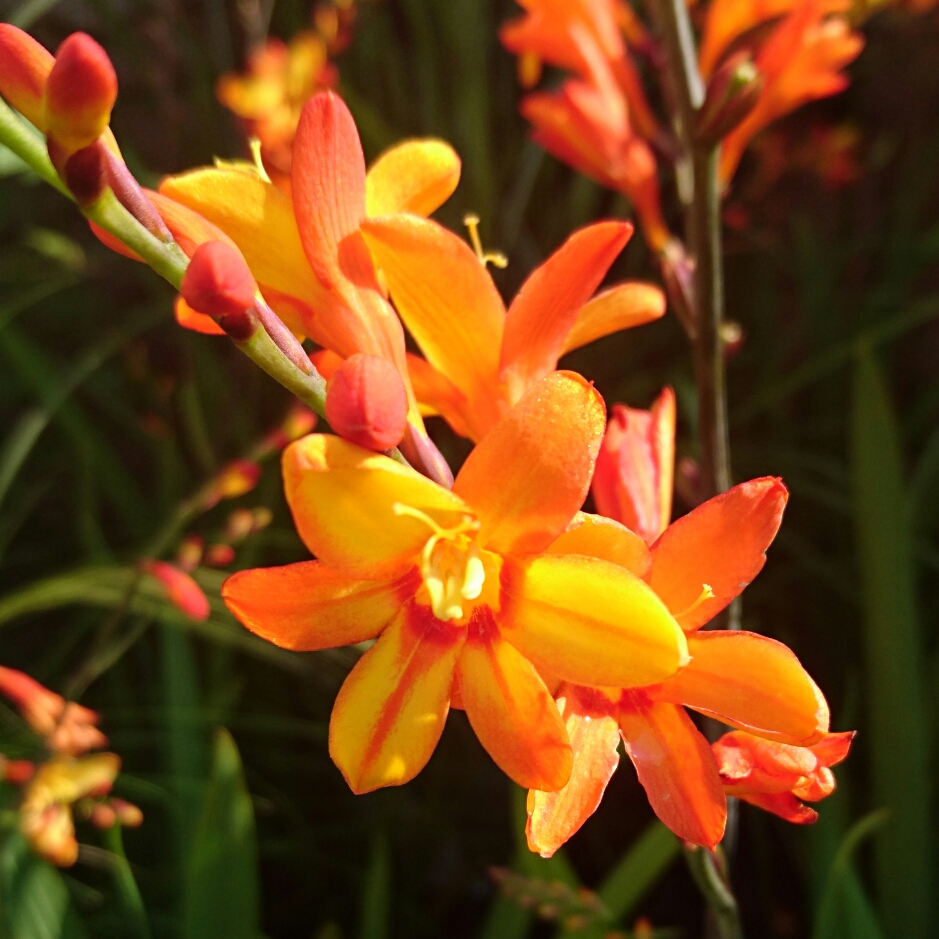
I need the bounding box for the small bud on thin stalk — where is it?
[696,53,763,147]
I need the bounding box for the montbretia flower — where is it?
[526,478,833,854]
[160,91,459,475]
[0,666,107,756]
[713,729,854,823]
[361,216,665,441]
[592,387,675,545]
[223,373,689,794]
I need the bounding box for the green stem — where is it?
[0,97,70,196]
[103,823,151,939]
[685,847,744,939]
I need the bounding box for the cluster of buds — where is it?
[490,867,611,933]
[0,667,141,866]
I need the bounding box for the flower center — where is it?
[393,503,485,622]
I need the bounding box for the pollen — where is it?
[393,503,485,622]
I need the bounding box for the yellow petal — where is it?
[546,511,651,579]
[561,282,666,357]
[329,603,464,793]
[456,608,571,790]
[222,561,420,650]
[500,554,688,688]
[283,434,469,579]
[366,139,461,217]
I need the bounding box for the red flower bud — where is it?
[59,140,108,205]
[180,241,259,342]
[45,33,117,155]
[139,559,211,621]
[205,543,236,567]
[696,53,763,147]
[111,797,143,827]
[325,354,408,451]
[0,25,54,130]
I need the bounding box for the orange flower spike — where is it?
[713,729,855,823]
[223,372,689,794]
[0,666,107,755]
[719,2,863,183]
[592,387,676,544]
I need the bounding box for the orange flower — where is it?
[223,372,690,795]
[706,0,864,183]
[592,387,675,544]
[217,32,336,190]
[160,91,460,473]
[527,478,832,854]
[713,729,854,823]
[501,3,670,250]
[361,216,665,441]
[0,666,107,756]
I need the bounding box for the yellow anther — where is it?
[463,214,508,269]
[248,138,272,183]
[674,584,715,621]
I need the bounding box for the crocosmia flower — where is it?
[223,372,689,794]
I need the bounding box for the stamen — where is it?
[248,138,272,183]
[463,214,508,269]
[674,584,715,621]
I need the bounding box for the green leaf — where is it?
[183,728,259,939]
[813,810,889,939]
[358,834,391,939]
[850,346,933,939]
[5,851,69,939]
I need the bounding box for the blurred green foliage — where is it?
[1,1,938,938]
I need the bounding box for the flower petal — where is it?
[618,692,727,848]
[527,684,621,858]
[500,221,632,404]
[738,791,818,825]
[546,511,651,579]
[360,214,505,440]
[406,353,474,439]
[222,561,420,650]
[454,371,605,556]
[500,554,688,688]
[365,139,461,217]
[649,477,788,631]
[283,434,469,578]
[328,602,464,793]
[654,631,830,745]
[560,282,666,356]
[174,296,226,335]
[455,607,571,790]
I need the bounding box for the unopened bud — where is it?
[252,506,273,531]
[659,238,696,338]
[212,459,262,502]
[89,801,117,829]
[175,534,204,572]
[45,32,117,155]
[205,543,236,567]
[57,140,108,205]
[111,797,143,827]
[0,25,54,129]
[696,53,763,147]
[180,241,259,342]
[325,354,409,451]
[225,507,255,542]
[139,559,211,621]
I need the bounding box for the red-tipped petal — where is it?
[325,353,409,451]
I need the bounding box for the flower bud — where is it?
[1,756,35,786]
[325,354,409,451]
[0,25,54,129]
[696,53,763,147]
[207,459,262,505]
[111,797,144,827]
[89,801,117,829]
[139,559,211,621]
[225,507,256,542]
[44,33,117,155]
[175,534,204,572]
[180,241,260,342]
[59,140,108,205]
[205,543,236,567]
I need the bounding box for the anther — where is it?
[463,213,508,269]
[674,584,715,621]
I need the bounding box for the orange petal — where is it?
[406,353,474,439]
[500,221,632,404]
[654,631,829,745]
[291,90,366,291]
[222,561,420,650]
[738,791,818,825]
[618,692,727,848]
[560,281,666,356]
[360,214,505,440]
[500,554,688,689]
[365,139,461,217]
[546,511,651,579]
[174,296,226,335]
[527,684,621,858]
[328,602,464,793]
[810,730,855,767]
[453,372,605,557]
[455,607,571,790]
[649,477,788,631]
[282,434,469,579]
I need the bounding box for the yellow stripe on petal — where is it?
[500,554,688,689]
[366,139,461,218]
[283,435,469,579]
[560,282,666,357]
[547,511,651,579]
[454,372,606,557]
[328,602,464,794]
[222,561,420,651]
[653,631,830,745]
[456,607,571,791]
